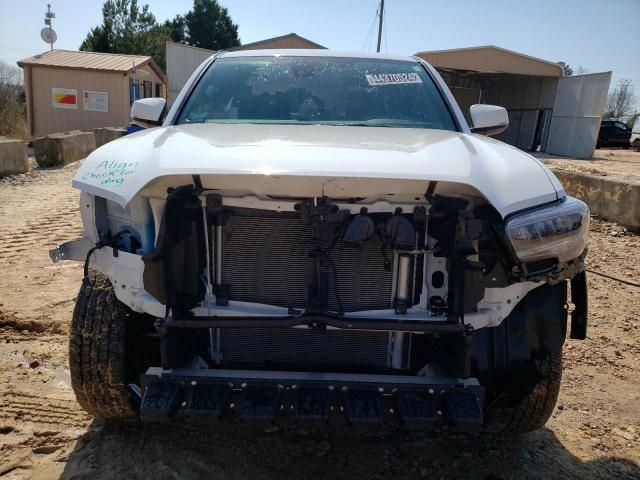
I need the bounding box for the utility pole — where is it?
[44,4,56,51]
[376,0,385,53]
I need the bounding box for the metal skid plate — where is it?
[140,381,182,422]
[393,390,438,427]
[186,383,232,418]
[342,388,385,425]
[140,368,485,430]
[444,390,483,430]
[293,386,333,425]
[239,384,281,424]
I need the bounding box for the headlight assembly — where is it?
[505,197,589,263]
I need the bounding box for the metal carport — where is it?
[416,46,611,158]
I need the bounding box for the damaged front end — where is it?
[51,175,589,429]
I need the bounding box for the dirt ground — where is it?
[0,159,639,480]
[538,148,640,179]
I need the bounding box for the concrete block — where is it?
[94,127,127,148]
[551,168,640,231]
[33,130,96,168]
[0,138,28,177]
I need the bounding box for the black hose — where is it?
[82,230,131,284]
[585,268,640,288]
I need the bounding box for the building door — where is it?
[545,72,612,159]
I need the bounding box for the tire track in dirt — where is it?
[0,162,83,328]
[1,157,639,479]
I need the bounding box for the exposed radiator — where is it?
[220,208,393,312]
[218,328,392,370]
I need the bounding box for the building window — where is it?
[143,80,152,98]
[155,83,163,98]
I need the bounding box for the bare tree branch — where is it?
[0,61,26,138]
[605,79,636,119]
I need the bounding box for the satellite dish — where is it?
[40,27,57,44]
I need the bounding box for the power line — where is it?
[361,7,378,51]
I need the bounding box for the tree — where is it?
[605,79,636,119]
[557,61,573,76]
[180,0,241,50]
[0,61,26,138]
[575,66,590,75]
[80,0,170,69]
[165,14,187,44]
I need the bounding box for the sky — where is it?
[1,0,639,108]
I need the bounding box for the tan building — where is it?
[18,50,167,138]
[232,33,326,51]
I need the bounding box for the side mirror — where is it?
[469,104,509,136]
[131,97,166,125]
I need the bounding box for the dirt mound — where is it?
[0,309,63,335]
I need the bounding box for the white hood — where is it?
[73,124,562,217]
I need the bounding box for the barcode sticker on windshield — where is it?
[366,73,423,86]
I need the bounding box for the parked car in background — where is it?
[597,120,631,148]
[631,117,640,152]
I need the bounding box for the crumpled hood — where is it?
[73,123,562,216]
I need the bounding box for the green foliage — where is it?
[186,0,240,50]
[80,0,242,71]
[80,0,171,70]
[164,14,187,44]
[168,0,241,50]
[557,61,573,77]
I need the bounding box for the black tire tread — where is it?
[69,273,137,419]
[485,351,562,433]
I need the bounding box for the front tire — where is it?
[633,140,640,152]
[69,274,140,419]
[484,351,562,433]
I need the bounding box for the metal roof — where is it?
[230,33,327,51]
[415,45,563,77]
[17,49,166,81]
[219,49,418,62]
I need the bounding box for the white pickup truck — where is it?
[51,50,589,433]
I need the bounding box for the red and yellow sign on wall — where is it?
[52,87,78,109]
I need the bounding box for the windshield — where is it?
[175,56,457,130]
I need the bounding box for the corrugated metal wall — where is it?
[27,64,165,137]
[483,75,559,150]
[546,72,612,159]
[439,71,559,151]
[166,42,215,106]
